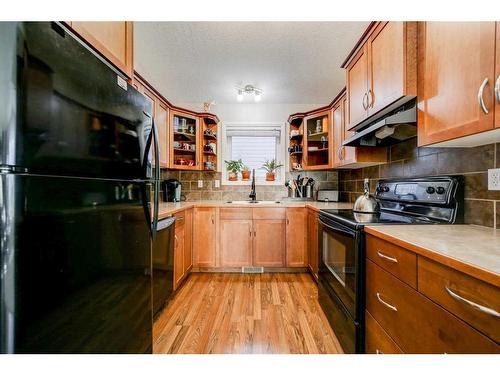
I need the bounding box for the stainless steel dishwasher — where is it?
[152,216,176,318]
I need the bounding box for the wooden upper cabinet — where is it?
[193,207,217,267]
[344,22,416,131]
[220,219,253,267]
[156,101,169,168]
[332,100,344,168]
[169,110,200,170]
[418,22,496,146]
[69,22,133,78]
[285,208,307,267]
[346,47,369,127]
[253,220,285,267]
[368,22,405,115]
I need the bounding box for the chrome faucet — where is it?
[249,169,257,202]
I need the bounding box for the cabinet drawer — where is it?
[366,259,499,353]
[252,208,286,220]
[418,257,500,343]
[366,234,417,288]
[174,211,185,228]
[365,310,403,354]
[220,208,252,220]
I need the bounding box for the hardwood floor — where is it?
[153,272,344,354]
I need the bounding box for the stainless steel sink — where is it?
[225,200,281,204]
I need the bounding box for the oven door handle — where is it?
[319,217,356,238]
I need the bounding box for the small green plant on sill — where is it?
[261,159,283,173]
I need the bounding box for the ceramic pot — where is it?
[228,172,238,181]
[266,172,275,181]
[241,170,251,181]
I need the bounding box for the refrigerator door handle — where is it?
[142,111,154,179]
[141,183,153,237]
[151,118,160,238]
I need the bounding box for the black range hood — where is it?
[343,96,417,147]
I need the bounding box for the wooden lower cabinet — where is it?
[307,209,319,279]
[220,219,253,267]
[173,216,185,290]
[366,258,499,353]
[253,220,286,267]
[286,208,307,267]
[184,208,193,274]
[365,311,402,354]
[193,207,217,267]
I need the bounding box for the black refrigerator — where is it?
[0,22,161,353]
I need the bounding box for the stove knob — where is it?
[436,186,446,195]
[383,186,390,192]
[426,186,436,194]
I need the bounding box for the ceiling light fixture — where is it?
[235,84,263,103]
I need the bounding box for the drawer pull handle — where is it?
[376,293,398,312]
[477,77,490,114]
[445,286,500,318]
[376,349,383,354]
[377,251,398,263]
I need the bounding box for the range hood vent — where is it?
[343,96,417,147]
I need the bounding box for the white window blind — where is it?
[222,123,285,185]
[231,136,276,180]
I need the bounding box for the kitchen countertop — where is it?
[365,225,500,287]
[158,200,352,219]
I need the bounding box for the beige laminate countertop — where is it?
[158,200,352,218]
[365,225,500,286]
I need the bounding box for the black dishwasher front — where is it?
[152,216,176,318]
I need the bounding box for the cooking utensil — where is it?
[353,178,380,213]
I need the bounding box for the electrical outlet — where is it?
[198,180,203,188]
[488,168,500,191]
[214,180,220,188]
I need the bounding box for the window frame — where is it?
[221,122,286,186]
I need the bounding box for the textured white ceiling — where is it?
[134,22,368,105]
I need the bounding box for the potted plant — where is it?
[241,165,251,181]
[224,159,243,181]
[261,159,283,181]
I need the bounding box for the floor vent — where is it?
[241,266,264,274]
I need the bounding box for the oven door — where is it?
[318,215,362,320]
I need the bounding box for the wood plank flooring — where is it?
[153,273,344,354]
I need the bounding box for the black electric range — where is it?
[317,176,464,353]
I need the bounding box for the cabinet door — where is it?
[220,220,253,267]
[368,22,405,115]
[173,223,185,290]
[496,22,500,129]
[156,101,169,168]
[307,210,319,278]
[285,208,307,267]
[70,22,133,78]
[253,220,285,267]
[184,208,193,274]
[193,207,217,267]
[332,102,343,168]
[346,46,369,129]
[418,22,496,146]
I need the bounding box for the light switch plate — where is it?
[488,168,500,190]
[198,180,204,188]
[214,180,220,188]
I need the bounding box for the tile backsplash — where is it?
[338,139,499,228]
[161,170,338,202]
